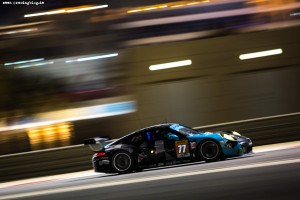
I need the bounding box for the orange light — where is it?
[127,9,142,13]
[171,4,185,8]
[187,2,200,6]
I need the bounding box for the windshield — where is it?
[170,124,198,136]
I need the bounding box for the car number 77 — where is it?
[178,144,186,153]
[175,140,190,158]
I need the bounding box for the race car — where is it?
[84,123,252,174]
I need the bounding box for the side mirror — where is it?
[168,134,179,140]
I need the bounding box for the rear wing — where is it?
[84,137,114,152]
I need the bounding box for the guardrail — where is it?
[194,112,300,146]
[1,112,300,182]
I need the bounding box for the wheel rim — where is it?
[113,153,132,172]
[200,141,219,160]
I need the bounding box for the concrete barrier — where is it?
[1,112,300,182]
[194,112,300,146]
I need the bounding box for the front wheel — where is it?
[197,140,221,162]
[111,151,134,174]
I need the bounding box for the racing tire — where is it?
[197,140,221,162]
[111,151,134,174]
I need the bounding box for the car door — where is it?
[125,129,160,165]
[165,128,191,160]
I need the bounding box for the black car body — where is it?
[84,123,252,174]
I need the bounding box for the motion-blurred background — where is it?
[0,0,300,168]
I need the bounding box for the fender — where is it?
[84,137,115,152]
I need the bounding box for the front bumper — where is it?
[222,139,253,156]
[240,141,253,154]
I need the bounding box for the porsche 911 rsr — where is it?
[84,123,252,174]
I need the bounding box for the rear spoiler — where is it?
[84,136,114,152]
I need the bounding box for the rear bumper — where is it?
[93,157,113,173]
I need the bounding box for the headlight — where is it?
[232,131,241,136]
[223,134,235,141]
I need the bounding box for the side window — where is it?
[166,128,185,140]
[121,131,147,147]
[152,128,165,141]
[130,132,144,143]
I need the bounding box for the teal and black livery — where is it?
[84,123,253,174]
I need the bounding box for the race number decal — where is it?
[175,140,190,158]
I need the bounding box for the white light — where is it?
[14,61,54,69]
[239,48,283,60]
[24,10,66,18]
[65,53,118,63]
[6,31,16,34]
[19,28,36,32]
[0,101,136,132]
[149,60,192,71]
[144,7,156,11]
[24,5,108,17]
[0,28,38,36]
[4,58,44,66]
[66,5,108,13]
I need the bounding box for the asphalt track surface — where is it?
[1,147,300,200]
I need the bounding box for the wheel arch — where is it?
[111,150,136,174]
[196,138,223,162]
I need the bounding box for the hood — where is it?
[218,131,251,143]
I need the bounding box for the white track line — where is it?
[1,158,300,200]
[253,141,300,153]
[0,170,99,189]
[1,140,299,189]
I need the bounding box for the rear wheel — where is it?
[197,140,221,162]
[111,151,134,174]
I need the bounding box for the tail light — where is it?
[95,152,106,157]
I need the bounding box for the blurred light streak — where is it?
[24,10,66,18]
[159,5,168,8]
[116,2,300,29]
[27,122,72,149]
[171,4,185,8]
[0,21,51,30]
[4,58,44,66]
[239,49,283,60]
[144,7,157,11]
[24,5,108,17]
[0,28,38,36]
[127,5,168,13]
[126,0,213,14]
[122,30,220,46]
[127,9,142,13]
[187,2,200,6]
[290,12,300,16]
[66,5,108,13]
[65,53,118,63]
[149,60,192,71]
[0,101,136,132]
[14,61,54,69]
[236,21,300,33]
